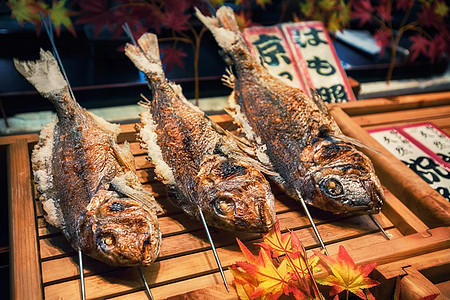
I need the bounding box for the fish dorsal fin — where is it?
[333,134,383,154]
[111,174,163,214]
[310,89,329,115]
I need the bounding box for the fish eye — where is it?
[320,178,344,198]
[98,235,116,252]
[214,196,235,217]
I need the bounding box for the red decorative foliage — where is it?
[373,29,392,56]
[417,4,441,29]
[375,0,392,22]
[160,46,188,74]
[351,0,373,26]
[409,35,431,61]
[395,0,414,11]
[75,0,116,37]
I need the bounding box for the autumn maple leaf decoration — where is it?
[314,245,379,299]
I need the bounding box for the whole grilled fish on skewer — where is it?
[196,7,384,214]
[14,50,162,266]
[125,33,276,232]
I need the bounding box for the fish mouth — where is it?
[362,180,384,214]
[258,201,275,232]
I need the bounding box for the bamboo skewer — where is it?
[139,268,154,300]
[295,190,329,255]
[78,250,86,300]
[370,214,391,240]
[197,205,230,292]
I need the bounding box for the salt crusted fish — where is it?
[125,33,276,232]
[14,50,162,266]
[196,7,384,214]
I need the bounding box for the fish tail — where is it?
[13,49,69,102]
[125,33,165,81]
[195,7,251,62]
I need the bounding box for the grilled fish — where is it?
[14,50,162,266]
[196,7,384,214]
[125,33,276,232]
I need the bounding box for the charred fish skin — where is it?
[126,33,276,232]
[196,7,384,214]
[14,50,161,266]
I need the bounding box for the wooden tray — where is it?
[5,92,450,299]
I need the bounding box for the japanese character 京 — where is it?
[253,34,291,66]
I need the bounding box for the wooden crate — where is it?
[5,92,450,299]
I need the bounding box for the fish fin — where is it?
[195,6,243,51]
[333,134,383,154]
[310,89,329,115]
[221,67,235,89]
[125,33,164,80]
[14,49,68,99]
[110,141,136,173]
[111,174,164,214]
[85,110,121,136]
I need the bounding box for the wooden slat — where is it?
[376,248,450,280]
[329,91,450,116]
[7,139,43,300]
[329,106,450,228]
[351,105,450,128]
[361,116,450,131]
[399,267,446,300]
[4,93,450,299]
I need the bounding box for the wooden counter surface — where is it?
[3,91,450,299]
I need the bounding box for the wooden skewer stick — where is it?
[295,190,329,256]
[197,205,230,292]
[139,268,154,300]
[78,250,86,300]
[370,214,391,240]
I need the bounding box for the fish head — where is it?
[87,193,161,266]
[305,142,384,214]
[195,155,276,232]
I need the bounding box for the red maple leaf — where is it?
[130,3,165,34]
[375,0,392,22]
[351,0,373,26]
[163,8,191,32]
[373,29,391,56]
[429,33,450,63]
[409,35,431,61]
[417,4,441,29]
[395,0,413,11]
[160,46,188,74]
[75,0,116,37]
[111,5,148,38]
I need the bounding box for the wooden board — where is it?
[4,91,450,299]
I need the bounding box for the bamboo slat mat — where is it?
[5,91,450,299]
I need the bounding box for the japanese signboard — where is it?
[243,26,309,93]
[369,123,450,200]
[243,22,356,103]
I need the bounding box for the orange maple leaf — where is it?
[256,220,293,258]
[234,238,293,299]
[314,245,379,299]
